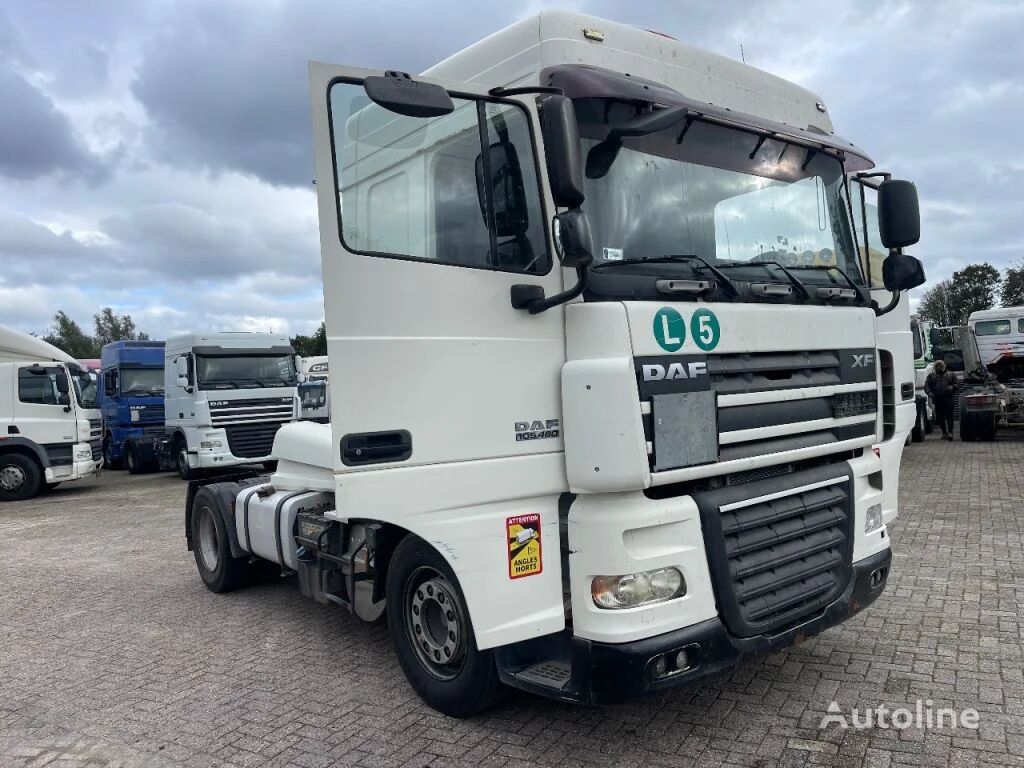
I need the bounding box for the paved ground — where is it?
[2,436,1024,768]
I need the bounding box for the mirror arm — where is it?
[488,85,564,97]
[512,267,589,314]
[872,289,902,317]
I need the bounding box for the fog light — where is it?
[653,656,668,677]
[592,567,685,609]
[675,649,690,670]
[200,440,223,451]
[865,503,883,534]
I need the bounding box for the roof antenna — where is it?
[740,44,746,64]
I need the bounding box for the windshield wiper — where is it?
[788,264,867,303]
[718,261,811,301]
[594,255,740,298]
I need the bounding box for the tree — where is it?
[917,280,956,326]
[290,321,327,357]
[947,263,1000,324]
[93,307,149,346]
[42,311,100,358]
[1001,264,1024,308]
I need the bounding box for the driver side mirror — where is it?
[55,373,70,396]
[539,95,585,208]
[877,179,920,249]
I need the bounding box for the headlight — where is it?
[200,440,223,450]
[75,446,92,460]
[130,409,140,423]
[591,567,686,610]
[865,503,883,534]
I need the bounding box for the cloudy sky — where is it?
[1,0,1021,338]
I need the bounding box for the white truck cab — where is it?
[295,355,330,422]
[184,11,925,715]
[909,313,936,440]
[164,332,298,478]
[0,325,102,501]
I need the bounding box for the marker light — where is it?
[865,503,883,534]
[592,567,685,609]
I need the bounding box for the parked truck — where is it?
[184,12,925,714]
[952,310,1024,441]
[98,340,166,473]
[909,314,935,441]
[295,355,330,422]
[1,325,102,501]
[162,332,298,479]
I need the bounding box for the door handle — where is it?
[341,430,412,466]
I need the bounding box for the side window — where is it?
[849,181,885,289]
[975,320,1010,336]
[329,82,549,274]
[1019,318,1024,334]
[18,367,62,405]
[910,321,923,359]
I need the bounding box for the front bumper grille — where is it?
[692,464,854,637]
[638,348,878,474]
[224,422,284,459]
[89,438,102,461]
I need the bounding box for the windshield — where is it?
[576,100,863,287]
[68,366,98,408]
[196,354,297,390]
[120,367,164,395]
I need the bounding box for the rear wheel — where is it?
[979,414,998,442]
[386,536,502,717]
[960,413,977,442]
[191,487,251,592]
[0,454,42,502]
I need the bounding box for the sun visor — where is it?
[541,64,873,172]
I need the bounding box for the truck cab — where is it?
[909,314,935,440]
[1,325,103,501]
[98,340,166,473]
[164,332,298,478]
[184,11,925,714]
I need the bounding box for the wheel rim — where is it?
[0,464,26,492]
[178,450,189,475]
[405,567,466,680]
[196,505,220,572]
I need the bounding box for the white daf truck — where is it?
[0,325,103,501]
[184,12,925,715]
[909,313,935,440]
[295,355,330,422]
[163,332,298,479]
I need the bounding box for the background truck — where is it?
[1,325,103,501]
[98,340,166,473]
[909,314,935,441]
[951,311,1024,441]
[163,332,298,479]
[183,11,925,715]
[295,355,330,422]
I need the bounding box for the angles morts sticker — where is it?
[506,514,542,579]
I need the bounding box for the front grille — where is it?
[638,349,878,473]
[88,418,102,439]
[138,404,165,423]
[694,465,853,637]
[89,438,102,461]
[224,422,285,458]
[209,397,294,427]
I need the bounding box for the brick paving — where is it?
[1,435,1023,767]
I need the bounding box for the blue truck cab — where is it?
[98,341,166,473]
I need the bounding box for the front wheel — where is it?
[911,406,925,442]
[176,443,198,481]
[126,443,144,475]
[0,454,42,502]
[385,536,502,717]
[103,438,122,470]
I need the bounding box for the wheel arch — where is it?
[0,438,49,469]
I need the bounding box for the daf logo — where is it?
[851,353,874,368]
[642,361,709,382]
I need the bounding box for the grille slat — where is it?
[223,422,285,458]
[693,468,853,637]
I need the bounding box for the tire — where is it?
[103,437,122,470]
[176,438,197,481]
[0,453,42,502]
[385,535,503,717]
[190,487,251,592]
[980,415,998,442]
[126,443,144,475]
[911,406,925,443]
[924,410,935,434]
[960,413,976,442]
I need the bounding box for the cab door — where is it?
[13,365,76,448]
[308,64,567,473]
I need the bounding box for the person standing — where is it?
[925,360,958,440]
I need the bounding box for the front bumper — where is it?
[496,547,891,705]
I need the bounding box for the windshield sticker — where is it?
[690,309,721,351]
[653,307,686,352]
[602,247,624,261]
[507,514,542,579]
